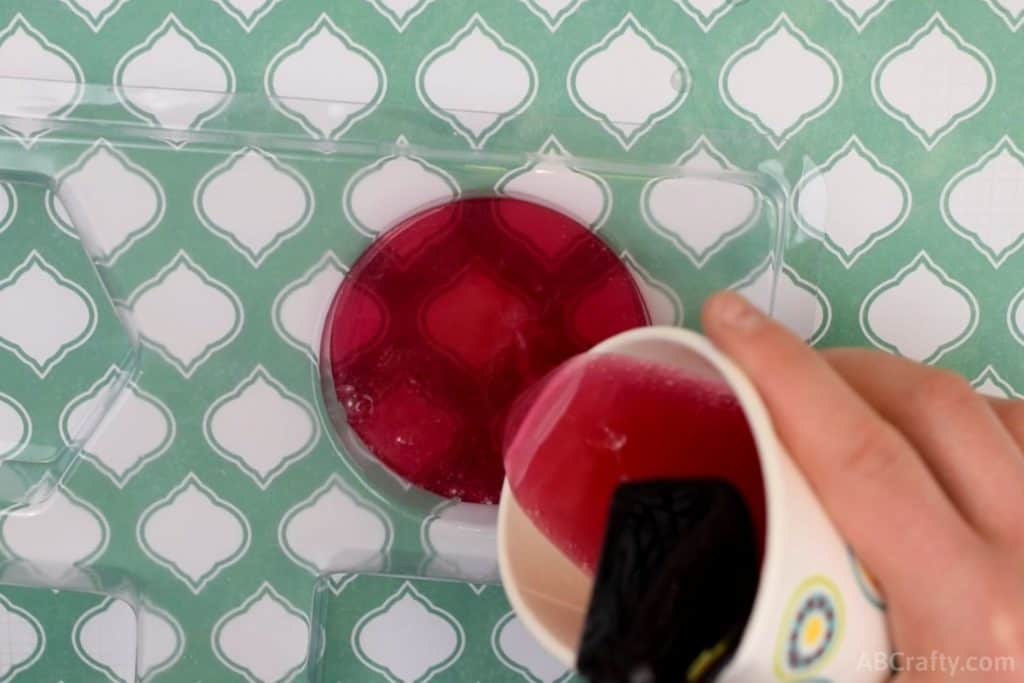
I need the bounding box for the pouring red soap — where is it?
[503,352,766,574]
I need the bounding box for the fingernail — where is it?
[709,292,762,333]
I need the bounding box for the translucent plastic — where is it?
[0,178,137,507]
[0,78,801,680]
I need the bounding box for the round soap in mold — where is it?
[320,197,650,504]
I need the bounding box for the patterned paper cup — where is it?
[498,325,890,682]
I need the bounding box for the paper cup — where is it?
[498,325,890,682]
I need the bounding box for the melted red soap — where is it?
[504,353,766,575]
[322,198,649,503]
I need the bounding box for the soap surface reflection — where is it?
[322,198,649,503]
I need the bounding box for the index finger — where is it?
[701,292,980,593]
[989,398,1024,450]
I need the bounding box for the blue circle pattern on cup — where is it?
[849,546,886,610]
[789,593,837,669]
[775,576,845,681]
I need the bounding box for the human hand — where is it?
[702,291,1024,682]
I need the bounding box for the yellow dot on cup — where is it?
[774,575,845,680]
[802,614,825,648]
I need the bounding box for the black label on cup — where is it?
[576,478,760,682]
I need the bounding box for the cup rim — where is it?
[497,325,790,672]
[497,479,586,665]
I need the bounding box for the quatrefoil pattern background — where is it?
[0,0,1021,681]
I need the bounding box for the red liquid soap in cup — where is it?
[503,350,767,680]
[321,197,650,503]
[504,351,767,575]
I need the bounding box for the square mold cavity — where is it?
[0,583,151,682]
[309,147,787,581]
[307,572,578,683]
[0,176,138,509]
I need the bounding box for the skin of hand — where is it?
[702,291,1024,683]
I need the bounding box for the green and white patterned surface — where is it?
[0,0,1022,680]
